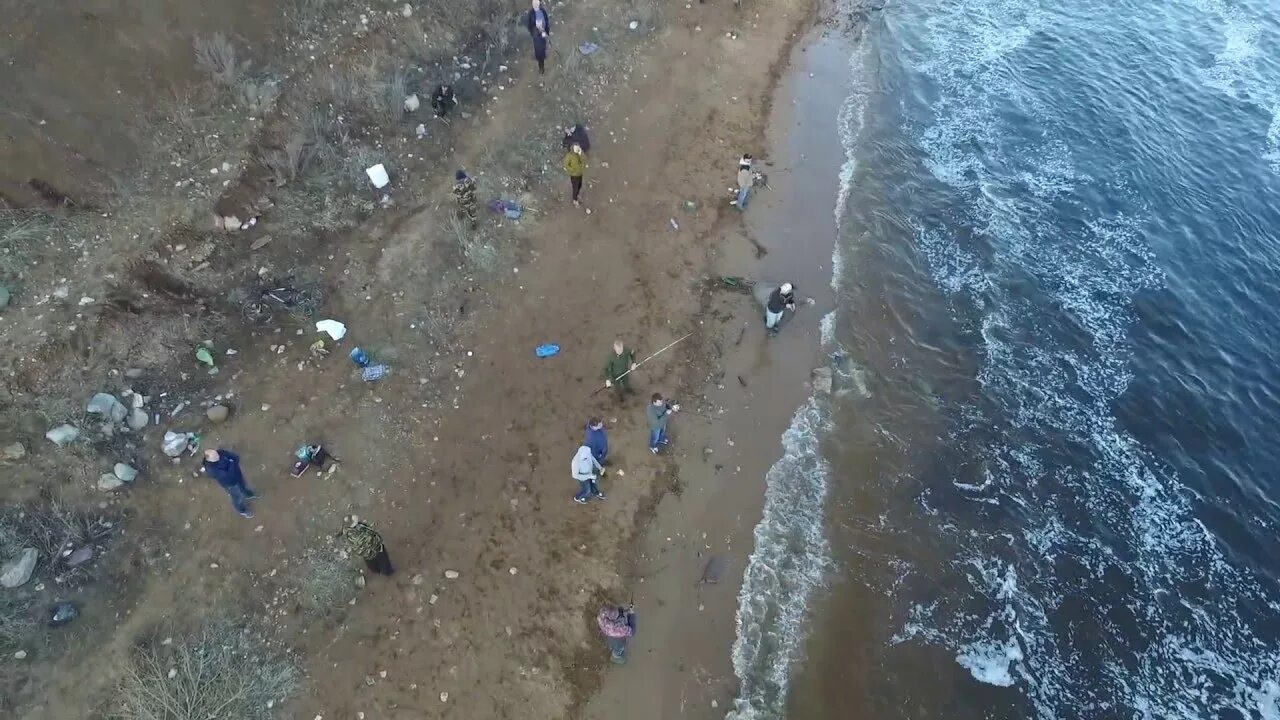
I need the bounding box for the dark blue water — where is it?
[749,0,1280,717]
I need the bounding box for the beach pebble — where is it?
[509,567,518,575]
[444,569,459,579]
[440,692,449,703]
[13,650,27,660]
[412,574,425,585]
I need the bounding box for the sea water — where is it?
[730,0,1280,717]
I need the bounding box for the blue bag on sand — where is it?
[350,347,371,367]
[535,343,560,358]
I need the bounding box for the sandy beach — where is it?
[0,0,847,717]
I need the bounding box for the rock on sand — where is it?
[0,548,38,588]
[206,405,230,423]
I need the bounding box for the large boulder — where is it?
[1,442,25,461]
[113,463,139,482]
[127,407,149,431]
[0,548,38,588]
[97,473,125,491]
[206,405,230,423]
[87,393,128,423]
[45,425,80,447]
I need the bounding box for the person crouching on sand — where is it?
[598,604,637,664]
[337,515,394,576]
[765,282,796,333]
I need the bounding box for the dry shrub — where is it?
[109,624,298,720]
[0,503,114,585]
[0,592,34,652]
[192,34,241,87]
[293,549,358,618]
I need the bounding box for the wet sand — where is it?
[584,21,856,720]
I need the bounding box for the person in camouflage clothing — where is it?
[338,516,394,576]
[602,339,637,399]
[452,169,478,227]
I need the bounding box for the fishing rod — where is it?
[592,332,695,396]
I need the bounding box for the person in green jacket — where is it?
[603,339,637,398]
[563,143,586,207]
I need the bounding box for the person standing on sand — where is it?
[585,417,609,465]
[603,339,637,397]
[765,282,797,334]
[597,604,637,664]
[734,154,754,210]
[527,0,552,75]
[646,393,680,454]
[452,169,478,227]
[202,448,258,519]
[563,143,586,207]
[338,516,394,576]
[572,444,606,504]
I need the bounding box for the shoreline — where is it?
[583,11,857,719]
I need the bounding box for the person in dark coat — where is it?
[562,123,590,154]
[202,448,259,518]
[585,417,609,465]
[527,0,552,74]
[765,282,797,333]
[431,84,457,118]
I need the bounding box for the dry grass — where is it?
[0,593,35,652]
[293,549,359,618]
[109,624,298,720]
[0,503,115,585]
[192,34,242,88]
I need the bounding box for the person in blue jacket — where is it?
[526,0,552,74]
[202,448,259,519]
[585,417,609,465]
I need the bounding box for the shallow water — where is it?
[732,0,1280,717]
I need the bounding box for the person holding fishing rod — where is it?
[602,339,637,399]
[596,333,694,399]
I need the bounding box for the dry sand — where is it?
[2,0,847,717]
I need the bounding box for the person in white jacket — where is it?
[572,444,606,504]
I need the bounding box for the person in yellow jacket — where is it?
[563,143,586,207]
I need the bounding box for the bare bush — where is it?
[0,503,115,584]
[293,549,358,618]
[110,624,298,720]
[235,77,281,114]
[192,34,241,87]
[377,69,409,129]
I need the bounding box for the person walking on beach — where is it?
[572,444,606,504]
[603,339,637,397]
[202,448,258,519]
[526,0,551,75]
[563,143,586,207]
[585,417,609,465]
[337,515,394,576]
[733,154,754,210]
[452,169,478,227]
[646,393,680,454]
[597,604,637,664]
[765,282,796,334]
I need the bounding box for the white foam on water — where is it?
[895,0,1280,716]
[1193,0,1280,171]
[726,398,832,720]
[725,18,872,720]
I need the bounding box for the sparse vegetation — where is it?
[109,624,298,720]
[0,593,35,653]
[192,33,242,88]
[293,549,359,618]
[0,504,115,585]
